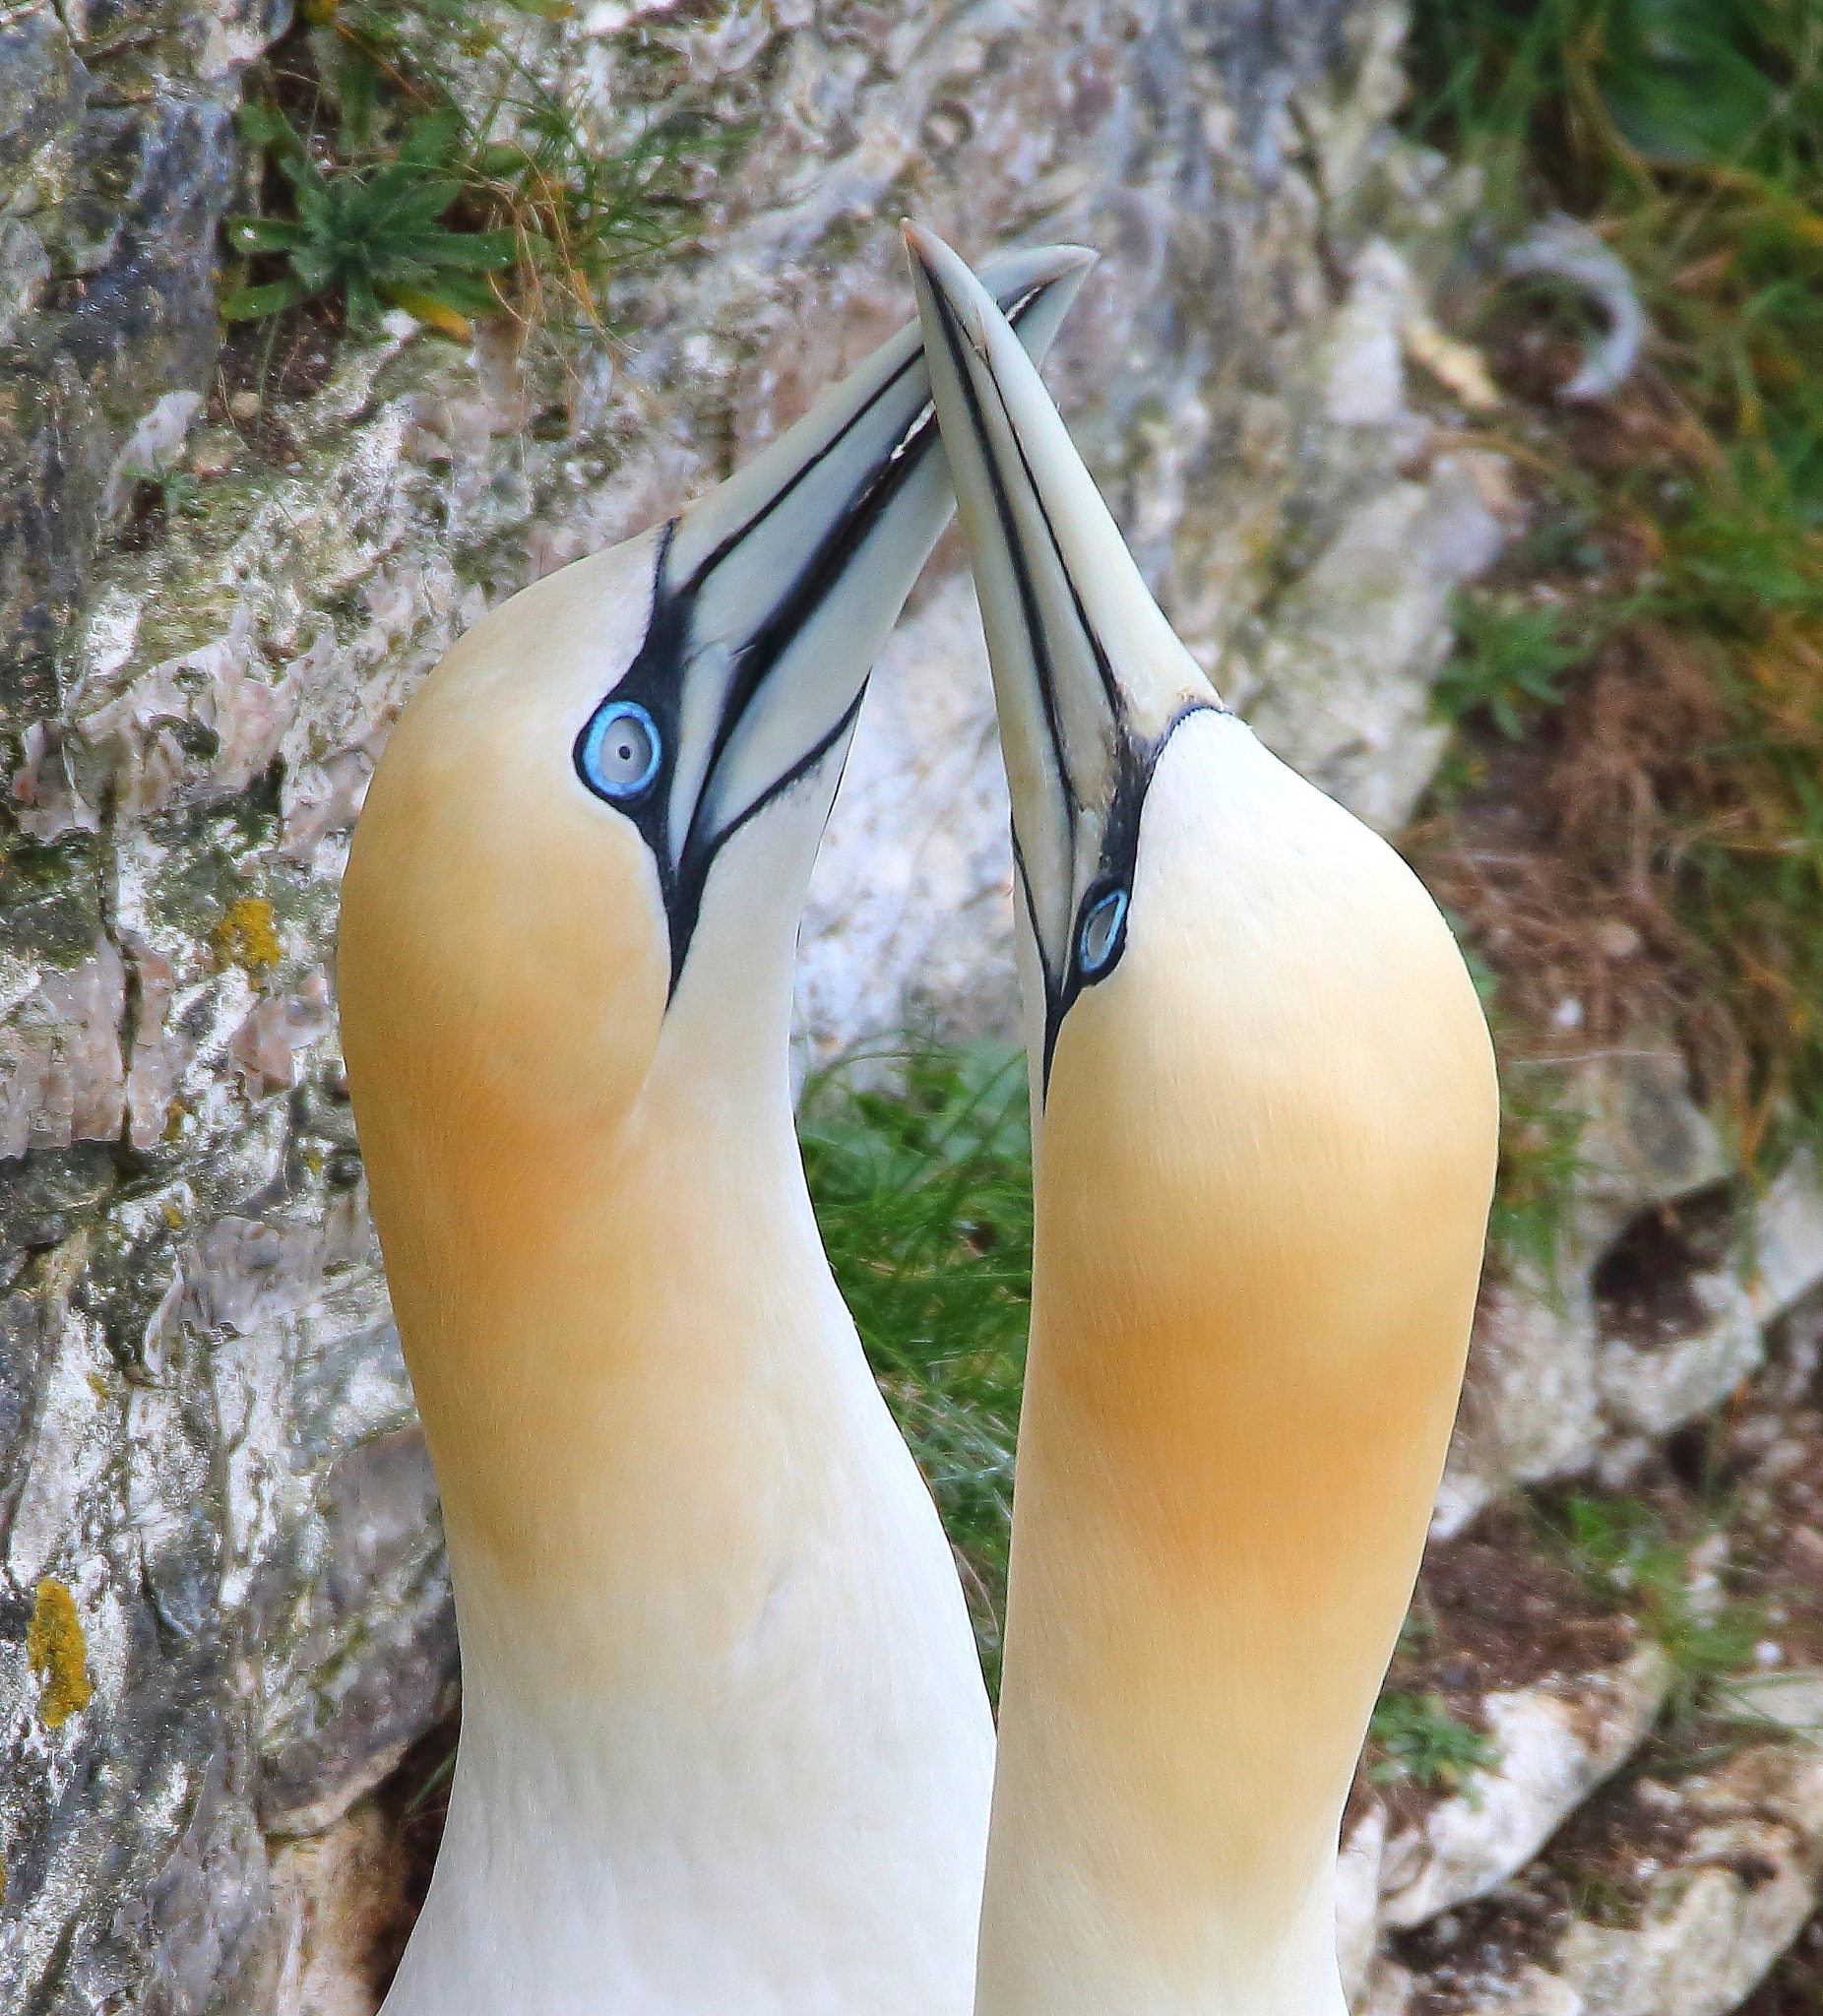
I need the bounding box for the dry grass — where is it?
[1406,0,1823,1175]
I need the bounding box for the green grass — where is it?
[1367,1691,1501,1796]
[798,1043,1035,1695]
[1489,1068,1591,1282]
[1432,596,1592,741]
[1538,1492,1763,1727]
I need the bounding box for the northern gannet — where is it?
[336,245,1092,2016]
[906,225,1500,2016]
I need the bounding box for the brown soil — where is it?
[212,296,347,471]
[1411,726,1695,1063]
[1394,1502,1640,1704]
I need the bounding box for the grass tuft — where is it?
[1538,1492,1763,1728]
[799,1042,1035,1695]
[1433,596,1593,741]
[224,0,709,345]
[1368,1691,1500,1796]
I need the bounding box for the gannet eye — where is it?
[1077,887,1127,977]
[580,700,661,800]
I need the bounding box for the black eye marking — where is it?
[1076,885,1128,978]
[578,699,661,801]
[570,279,1065,1002]
[1011,698,1222,1097]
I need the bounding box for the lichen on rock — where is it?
[25,1575,93,1730]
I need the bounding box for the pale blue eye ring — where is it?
[579,700,661,800]
[1077,887,1128,976]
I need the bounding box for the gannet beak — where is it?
[581,241,1096,990]
[903,223,1219,1084]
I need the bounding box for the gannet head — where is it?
[340,245,1095,1166]
[901,225,1223,1107]
[906,219,1497,1135]
[907,224,1499,2016]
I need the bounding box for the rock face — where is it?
[0,0,283,731]
[1373,1715,1823,2016]
[1436,1050,1823,1541]
[0,2,1525,2005]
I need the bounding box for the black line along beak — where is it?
[574,240,1097,995]
[903,221,1221,1088]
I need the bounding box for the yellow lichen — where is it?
[27,1578,93,1731]
[216,897,283,976]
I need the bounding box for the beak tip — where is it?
[900,220,945,281]
[902,223,1098,302]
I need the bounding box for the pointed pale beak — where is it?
[584,242,1096,988]
[903,222,1220,1078]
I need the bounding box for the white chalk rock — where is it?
[1379,1648,1671,1929]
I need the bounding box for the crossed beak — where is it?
[579,241,1096,990]
[902,222,1220,1086]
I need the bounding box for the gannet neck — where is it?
[342,557,995,2014]
[974,720,1497,2016]
[379,1011,995,2016]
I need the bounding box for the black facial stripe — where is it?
[676,280,1056,599]
[707,683,867,869]
[922,280,1082,870]
[1021,698,1218,1096]
[989,370,1125,723]
[576,283,1062,999]
[675,347,928,598]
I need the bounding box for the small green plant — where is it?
[224,109,515,329]
[1432,597,1590,740]
[224,0,706,341]
[1540,1493,1762,1726]
[1393,1600,1438,1662]
[799,1042,1035,1695]
[1543,1491,1669,1586]
[1488,1070,1589,1281]
[1368,1691,1499,1796]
